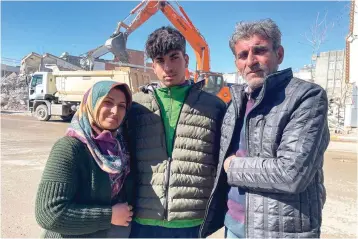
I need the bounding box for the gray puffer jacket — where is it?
[200,68,330,238]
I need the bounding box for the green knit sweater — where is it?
[35,136,133,238]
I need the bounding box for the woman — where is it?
[35,81,134,238]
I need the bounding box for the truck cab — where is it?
[28,70,73,121]
[28,72,56,101]
[27,65,151,122]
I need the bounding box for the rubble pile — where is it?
[1,73,29,111]
[327,99,347,133]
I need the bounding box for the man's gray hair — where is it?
[229,18,282,56]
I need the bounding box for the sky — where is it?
[1,1,351,73]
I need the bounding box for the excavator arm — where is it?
[105,1,159,62]
[81,1,159,69]
[111,1,159,36]
[105,0,231,103]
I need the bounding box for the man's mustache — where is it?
[244,64,268,76]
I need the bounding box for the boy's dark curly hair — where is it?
[145,26,186,59]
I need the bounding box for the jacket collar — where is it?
[230,68,293,104]
[140,80,200,94]
[263,68,293,93]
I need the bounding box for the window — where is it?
[326,88,334,97]
[336,61,343,70]
[327,80,334,88]
[334,81,342,88]
[216,76,223,86]
[31,75,43,87]
[329,62,335,70]
[203,75,223,94]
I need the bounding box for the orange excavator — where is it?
[104,0,231,103]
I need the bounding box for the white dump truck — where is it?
[28,64,150,121]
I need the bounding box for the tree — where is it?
[300,3,353,132]
[326,54,353,133]
[300,11,334,82]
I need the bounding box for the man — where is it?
[126,26,226,238]
[201,19,330,238]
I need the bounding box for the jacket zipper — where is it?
[164,88,173,221]
[168,88,172,155]
[154,86,192,221]
[244,87,266,237]
[164,156,172,220]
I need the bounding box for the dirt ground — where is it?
[1,113,357,238]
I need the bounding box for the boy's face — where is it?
[152,50,189,87]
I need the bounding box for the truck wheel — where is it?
[60,114,74,122]
[35,104,51,121]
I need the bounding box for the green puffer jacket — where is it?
[126,82,226,228]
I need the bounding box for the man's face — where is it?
[152,50,189,87]
[234,34,284,90]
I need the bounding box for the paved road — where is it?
[1,113,357,238]
[1,114,68,237]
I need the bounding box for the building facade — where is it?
[313,50,346,99]
[1,64,20,77]
[344,0,357,128]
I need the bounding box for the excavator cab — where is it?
[198,73,231,104]
[203,74,223,94]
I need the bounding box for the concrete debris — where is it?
[327,100,347,133]
[1,73,28,112]
[59,52,83,68]
[3,72,18,79]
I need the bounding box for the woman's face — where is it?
[97,88,127,131]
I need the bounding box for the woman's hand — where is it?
[111,203,133,226]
